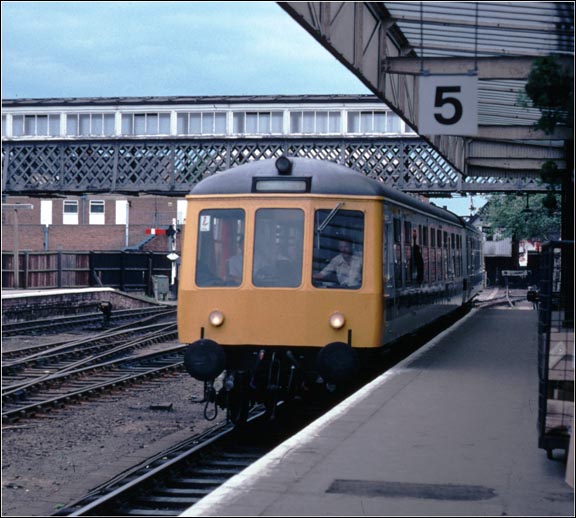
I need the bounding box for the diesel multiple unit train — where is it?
[178,157,483,421]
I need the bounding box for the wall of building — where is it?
[2,194,184,253]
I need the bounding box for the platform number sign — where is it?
[418,75,478,135]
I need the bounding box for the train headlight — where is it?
[209,310,225,327]
[329,312,346,330]
[275,156,292,175]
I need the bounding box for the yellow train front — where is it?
[178,157,482,421]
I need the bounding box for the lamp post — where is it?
[2,203,34,289]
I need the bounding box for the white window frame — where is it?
[176,199,187,225]
[63,200,79,225]
[121,112,171,136]
[347,110,403,135]
[41,200,53,226]
[11,114,61,137]
[115,200,129,225]
[66,113,116,136]
[289,110,341,135]
[89,200,105,225]
[232,111,283,135]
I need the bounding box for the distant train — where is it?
[178,157,483,421]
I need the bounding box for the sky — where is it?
[1,0,485,216]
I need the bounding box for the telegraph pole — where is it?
[2,203,34,289]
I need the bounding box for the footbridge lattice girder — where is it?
[1,137,550,196]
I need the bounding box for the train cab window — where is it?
[253,209,304,287]
[196,209,245,287]
[313,209,364,289]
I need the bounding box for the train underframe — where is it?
[184,341,366,424]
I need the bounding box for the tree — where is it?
[482,193,561,242]
[524,56,573,135]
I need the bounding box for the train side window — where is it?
[253,209,304,288]
[421,226,428,283]
[384,219,395,288]
[404,221,412,244]
[196,209,245,287]
[404,221,413,285]
[392,218,402,286]
[313,209,364,289]
[393,218,401,243]
[437,230,443,280]
[429,227,436,282]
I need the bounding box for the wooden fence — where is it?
[2,251,173,294]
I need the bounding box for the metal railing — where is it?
[537,241,574,459]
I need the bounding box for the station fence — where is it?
[1,251,173,295]
[537,240,574,459]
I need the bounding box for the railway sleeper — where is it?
[154,487,213,497]
[125,508,181,516]
[187,467,242,476]
[171,477,224,487]
[133,495,202,505]
[198,459,252,469]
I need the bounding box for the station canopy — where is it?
[280,2,574,193]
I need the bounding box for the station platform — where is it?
[183,304,574,516]
[1,287,174,324]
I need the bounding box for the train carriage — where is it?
[178,157,483,421]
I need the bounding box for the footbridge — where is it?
[1,95,553,196]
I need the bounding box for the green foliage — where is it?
[524,56,573,134]
[483,194,561,241]
[540,159,562,185]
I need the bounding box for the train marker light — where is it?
[209,310,225,327]
[329,312,346,329]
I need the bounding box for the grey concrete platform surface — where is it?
[182,306,574,516]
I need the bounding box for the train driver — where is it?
[313,239,362,289]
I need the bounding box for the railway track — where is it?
[474,293,527,308]
[2,319,177,387]
[2,306,175,337]
[2,328,181,422]
[53,400,325,517]
[6,302,477,516]
[48,307,468,517]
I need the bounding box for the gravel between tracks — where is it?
[1,337,225,517]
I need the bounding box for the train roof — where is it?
[190,157,465,227]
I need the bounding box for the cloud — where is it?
[2,1,369,99]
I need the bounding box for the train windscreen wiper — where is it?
[317,202,345,234]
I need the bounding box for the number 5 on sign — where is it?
[418,75,478,135]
